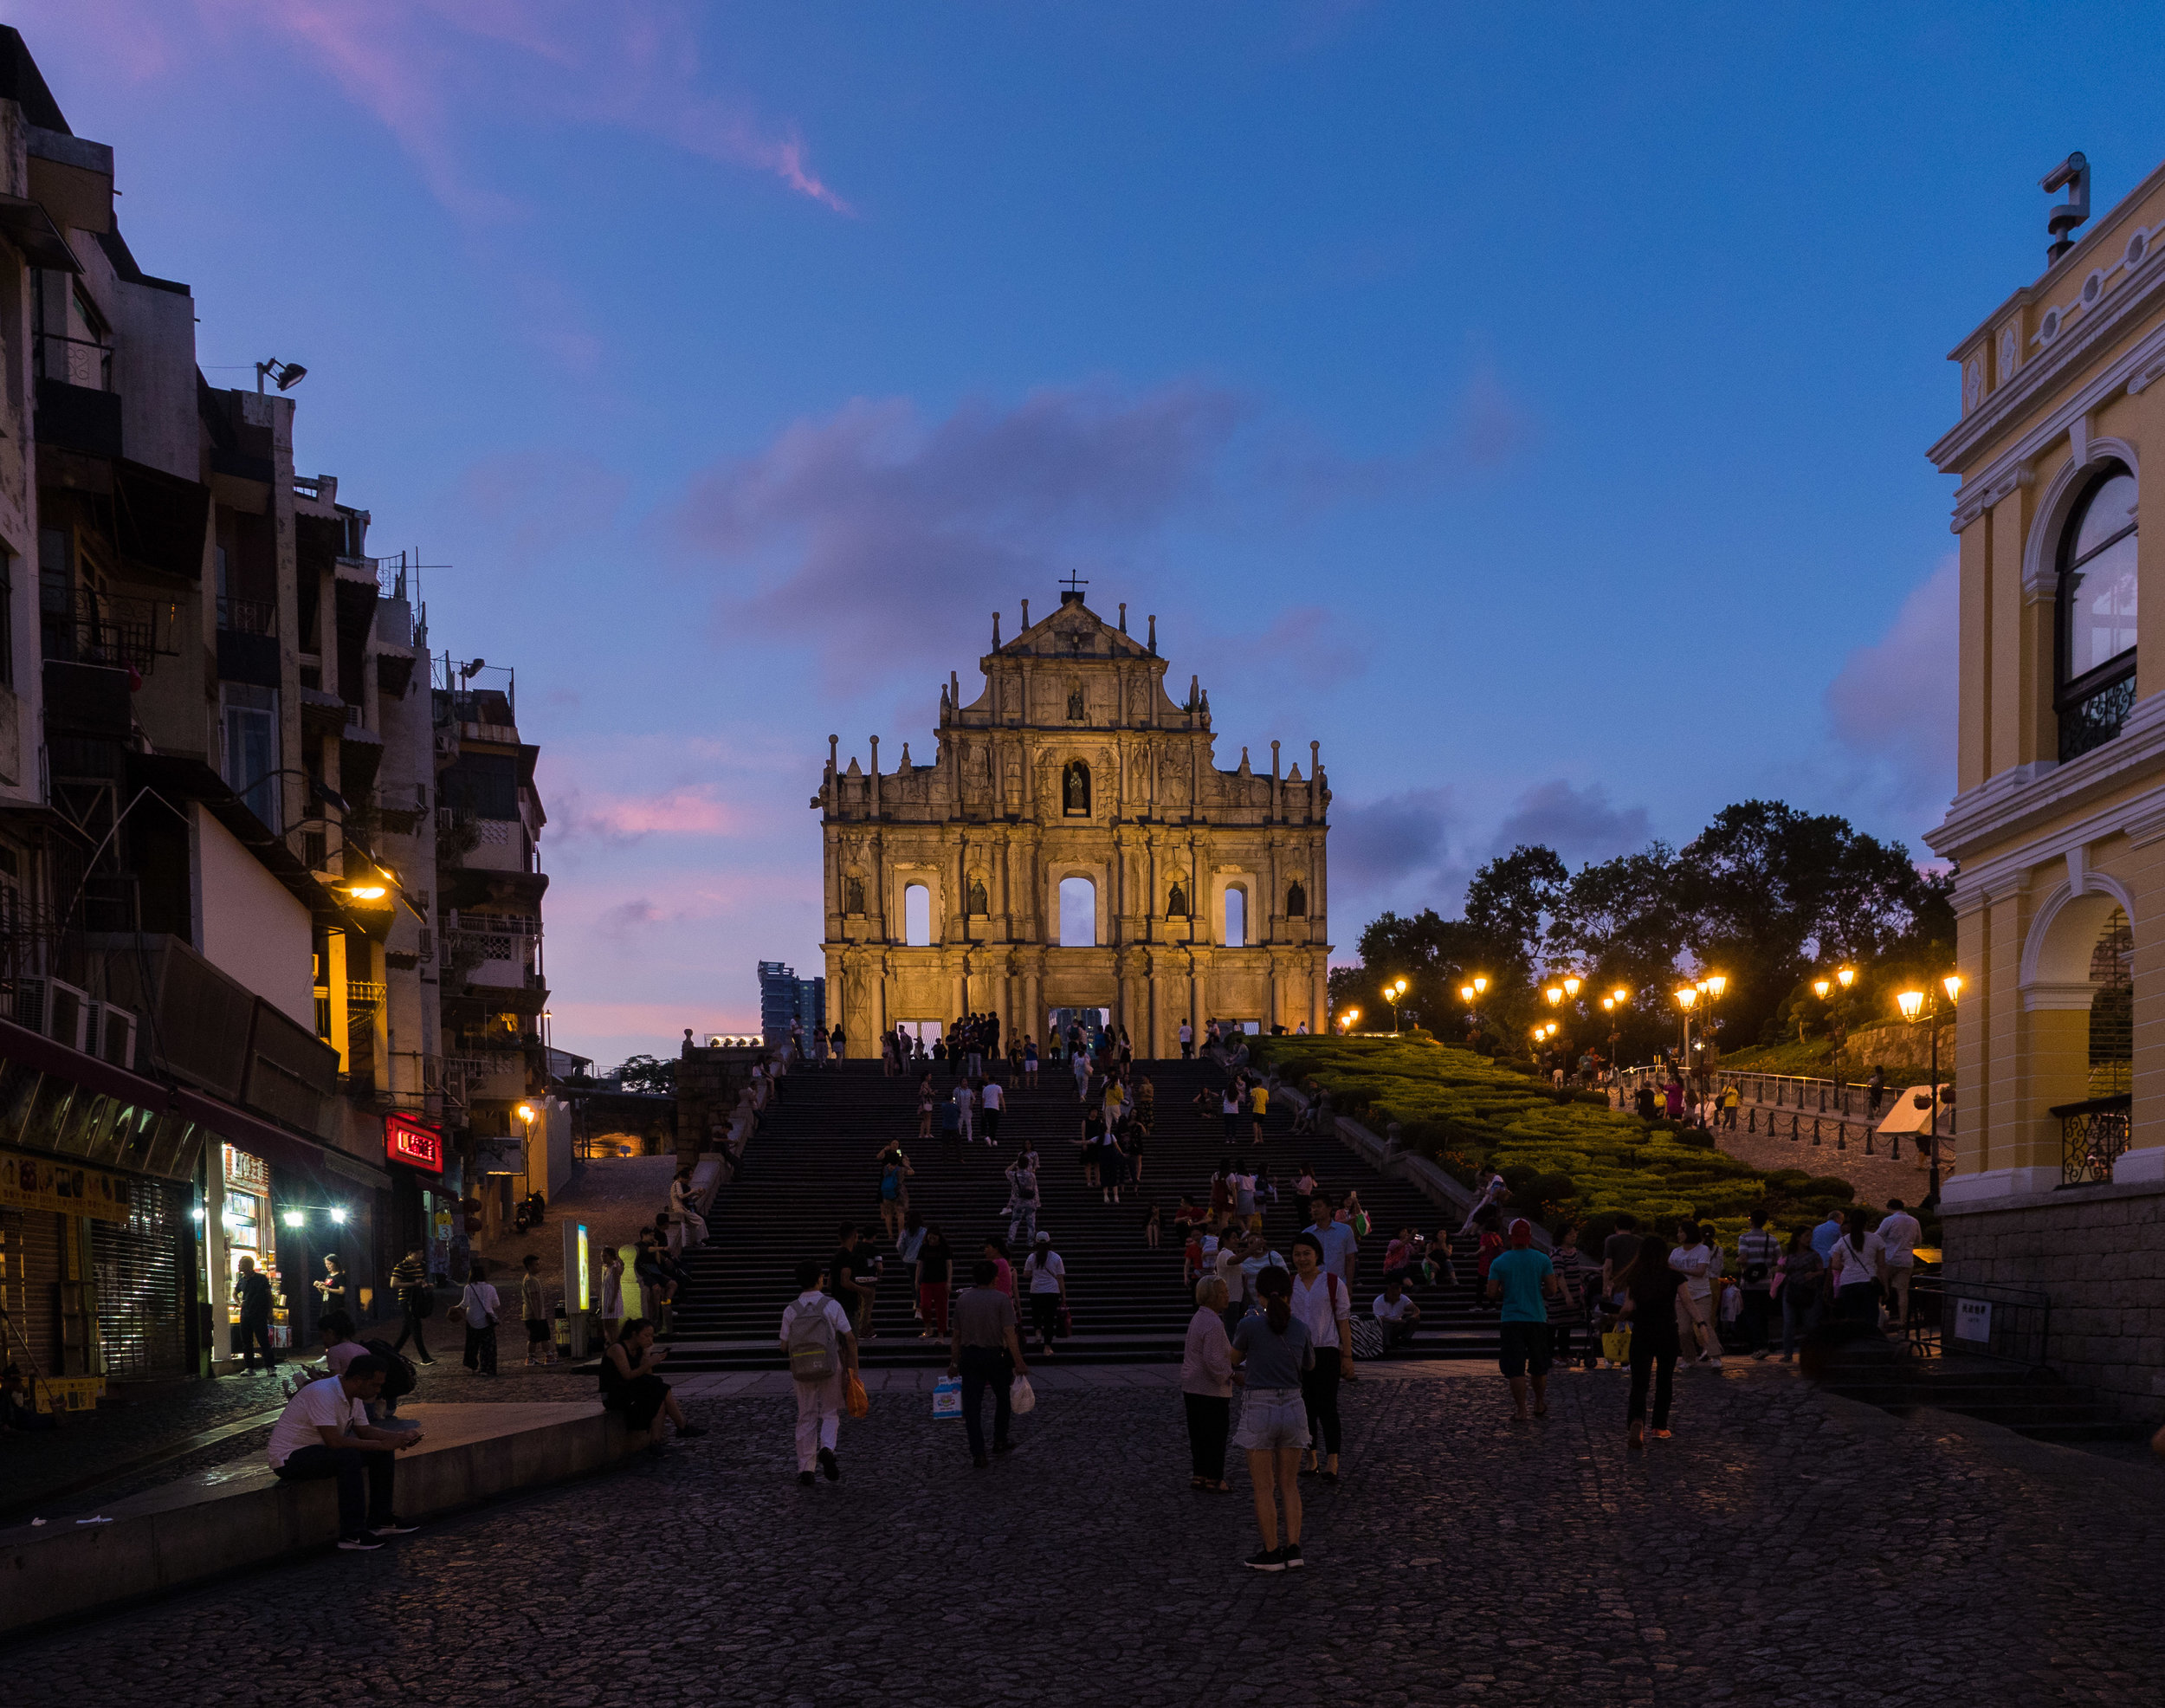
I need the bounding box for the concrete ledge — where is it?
[1940,1170,2165,1216]
[0,1401,644,1638]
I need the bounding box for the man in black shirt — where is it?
[830,1222,878,1342]
[236,1255,279,1370]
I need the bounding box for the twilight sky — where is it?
[24,3,2165,1064]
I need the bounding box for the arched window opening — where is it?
[2058,465,2138,760]
[903,883,933,948]
[1286,880,1308,917]
[1058,876,1096,946]
[2090,907,2133,1097]
[1224,886,1247,948]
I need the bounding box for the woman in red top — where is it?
[1474,1211,1506,1307]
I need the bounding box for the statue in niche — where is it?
[1286,880,1307,917]
[1063,759,1091,818]
[966,874,989,915]
[1066,680,1086,721]
[1167,882,1188,918]
[843,875,866,915]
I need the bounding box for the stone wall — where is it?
[1942,1179,2165,1418]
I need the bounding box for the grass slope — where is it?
[1253,1032,1864,1244]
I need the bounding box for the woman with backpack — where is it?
[1619,1233,1685,1448]
[1288,1230,1354,1483]
[1227,1264,1314,1570]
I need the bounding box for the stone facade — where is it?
[1942,1179,2165,1412]
[814,590,1331,1055]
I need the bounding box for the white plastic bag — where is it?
[932,1375,963,1419]
[1009,1373,1036,1415]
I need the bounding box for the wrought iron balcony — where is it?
[216,595,277,637]
[2055,1093,2131,1185]
[2059,674,2136,763]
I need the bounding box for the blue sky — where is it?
[24,2,2165,1063]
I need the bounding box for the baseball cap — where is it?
[1508,1218,1534,1247]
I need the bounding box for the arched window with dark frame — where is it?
[2058,464,2139,761]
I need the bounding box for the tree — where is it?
[1463,845,1569,976]
[616,1054,676,1096]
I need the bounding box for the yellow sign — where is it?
[0,1152,138,1223]
[575,1225,591,1312]
[33,1375,107,1414]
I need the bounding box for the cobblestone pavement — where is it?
[11,1362,2165,1705]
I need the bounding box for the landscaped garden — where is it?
[1251,1030,1872,1245]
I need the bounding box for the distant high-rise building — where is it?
[758,961,826,1040]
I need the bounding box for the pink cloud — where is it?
[558,785,738,841]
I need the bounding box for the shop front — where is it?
[0,1016,209,1404]
[385,1113,457,1290]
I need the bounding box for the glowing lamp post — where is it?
[1386,979,1410,1034]
[1896,977,1961,1206]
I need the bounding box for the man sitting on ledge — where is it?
[267,1353,424,1551]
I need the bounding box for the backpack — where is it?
[787,1301,839,1383]
[360,1340,417,1401]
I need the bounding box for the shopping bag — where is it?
[1057,1306,1072,1339]
[844,1371,869,1420]
[932,1375,963,1419]
[1601,1329,1632,1362]
[1009,1373,1036,1415]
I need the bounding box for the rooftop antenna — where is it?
[2043,152,2091,263]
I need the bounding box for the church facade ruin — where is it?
[813,589,1331,1055]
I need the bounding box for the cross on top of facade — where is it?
[1060,570,1089,598]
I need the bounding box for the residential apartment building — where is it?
[757,959,824,1044]
[0,30,550,1405]
[1927,150,2165,1417]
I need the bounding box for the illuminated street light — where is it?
[1837,967,1857,990]
[282,1209,303,1228]
[1897,989,1925,1020]
[1563,975,1581,999]
[1546,987,1563,1006]
[1813,978,1831,1000]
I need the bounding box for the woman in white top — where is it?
[1828,1209,1887,1324]
[1288,1231,1354,1482]
[1182,1278,1236,1491]
[669,1171,708,1247]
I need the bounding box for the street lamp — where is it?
[1386,978,1410,1034]
[1338,1006,1360,1033]
[1895,976,1962,1207]
[1674,983,1698,1072]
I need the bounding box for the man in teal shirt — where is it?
[1486,1219,1563,1423]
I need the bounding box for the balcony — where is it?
[2058,674,2136,763]
[33,333,120,459]
[2056,1093,2132,1186]
[216,596,276,637]
[42,594,180,676]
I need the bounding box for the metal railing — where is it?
[1909,1276,2052,1369]
[34,331,112,391]
[216,595,276,637]
[2055,1093,2131,1186]
[41,595,180,673]
[346,980,386,1011]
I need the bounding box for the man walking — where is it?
[1877,1198,1923,1326]
[1004,1156,1040,1248]
[830,1222,877,1342]
[1305,1194,1358,1290]
[980,1074,1005,1147]
[1736,1207,1780,1361]
[949,1258,1031,1467]
[1458,1167,1509,1237]
[1179,1019,1194,1060]
[1021,1231,1066,1355]
[1486,1220,1561,1422]
[235,1255,279,1372]
[389,1248,434,1364]
[781,1259,857,1485]
[266,1354,423,1550]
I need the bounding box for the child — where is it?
[1183,1224,1205,1287]
[520,1253,554,1367]
[1145,1202,1162,1249]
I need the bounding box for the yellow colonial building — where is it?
[1928,153,2165,1414]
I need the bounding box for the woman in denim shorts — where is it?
[1227,1265,1315,1572]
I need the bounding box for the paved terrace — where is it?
[10,1360,2163,1705]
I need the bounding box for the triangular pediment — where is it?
[999,593,1152,662]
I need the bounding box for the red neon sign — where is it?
[385,1116,443,1174]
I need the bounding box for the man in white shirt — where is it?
[1022,1232,1067,1355]
[1179,1019,1194,1060]
[980,1076,1005,1145]
[780,1259,858,1486]
[956,1078,977,1145]
[1668,1223,1722,1363]
[1877,1198,1923,1326]
[1373,1274,1421,1351]
[267,1355,423,1550]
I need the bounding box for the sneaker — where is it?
[1243,1547,1286,1572]
[798,1470,816,1487]
[337,1534,384,1551]
[1751,1349,1768,1362]
[1651,1427,1673,1440]
[818,1446,840,1482]
[371,1517,419,1536]
[675,1424,709,1440]
[1279,1542,1305,1569]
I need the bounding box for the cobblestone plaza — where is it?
[12,1363,2164,1707]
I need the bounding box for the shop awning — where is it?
[172,1087,384,1193]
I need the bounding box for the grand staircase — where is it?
[659,1058,1517,1369]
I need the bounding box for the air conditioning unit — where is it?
[87,1001,138,1071]
[12,974,48,1034]
[42,977,91,1053]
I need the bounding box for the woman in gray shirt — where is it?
[1228,1265,1315,1572]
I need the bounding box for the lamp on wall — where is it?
[254,357,307,392]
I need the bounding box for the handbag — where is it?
[932,1375,963,1419]
[844,1371,869,1420]
[1601,1328,1632,1362]
[447,1302,467,1327]
[1009,1373,1037,1415]
[1349,1318,1386,1360]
